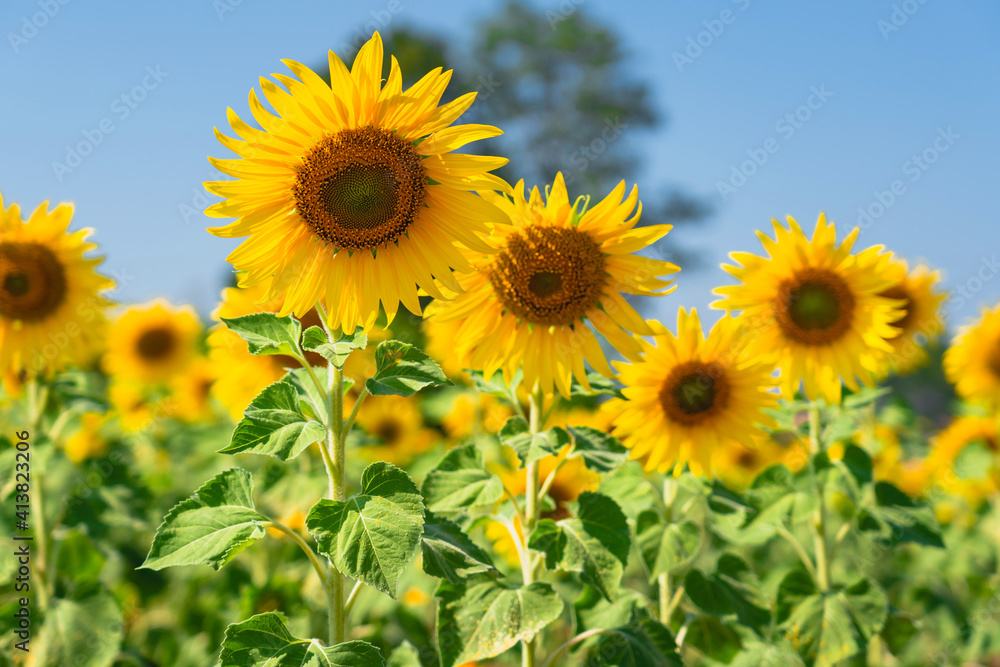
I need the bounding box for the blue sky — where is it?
[1,0,998,332]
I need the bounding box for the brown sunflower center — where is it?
[879,284,913,332]
[775,269,855,345]
[292,126,426,251]
[658,360,731,426]
[987,341,1000,380]
[375,419,401,444]
[0,242,68,322]
[488,226,607,326]
[136,327,176,362]
[735,449,758,468]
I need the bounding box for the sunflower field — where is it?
[3,20,1000,667]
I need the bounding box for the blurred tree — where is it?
[323,0,709,269]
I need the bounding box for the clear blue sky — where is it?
[2,0,998,332]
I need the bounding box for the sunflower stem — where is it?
[659,477,678,624]
[807,403,831,592]
[26,379,52,613]
[522,388,544,667]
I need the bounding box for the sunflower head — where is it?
[425,172,679,397]
[713,213,903,404]
[64,412,110,464]
[104,301,201,384]
[355,394,435,466]
[205,32,511,333]
[944,305,1000,408]
[925,416,1000,506]
[878,258,945,374]
[607,308,779,476]
[0,194,113,378]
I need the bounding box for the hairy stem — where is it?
[522,388,545,667]
[807,404,831,591]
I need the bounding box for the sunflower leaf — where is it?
[220,611,384,666]
[636,510,702,580]
[302,325,368,369]
[568,426,629,472]
[222,313,304,358]
[583,607,683,667]
[435,577,564,667]
[857,481,944,548]
[684,554,770,633]
[220,379,324,461]
[141,468,267,571]
[500,417,570,465]
[420,445,504,512]
[528,492,630,601]
[32,582,124,667]
[569,372,624,398]
[365,340,451,396]
[307,462,425,598]
[421,511,498,583]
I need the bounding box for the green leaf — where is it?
[528,492,629,601]
[568,426,628,472]
[570,372,624,398]
[55,530,106,584]
[308,462,425,598]
[386,641,421,667]
[287,366,331,422]
[33,583,123,667]
[683,616,742,663]
[775,572,888,667]
[421,511,498,583]
[436,578,564,667]
[584,608,682,667]
[303,326,368,369]
[365,340,450,396]
[499,416,570,465]
[598,462,658,519]
[838,444,873,486]
[420,445,504,512]
[881,611,918,655]
[141,468,266,571]
[858,481,945,548]
[220,612,385,666]
[574,586,648,635]
[842,386,891,408]
[636,511,701,580]
[469,368,521,400]
[220,379,325,460]
[684,554,770,633]
[222,313,303,357]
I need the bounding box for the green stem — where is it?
[807,404,831,592]
[540,628,613,667]
[26,380,51,612]
[658,477,678,624]
[327,363,346,644]
[264,519,329,588]
[522,388,544,667]
[341,388,368,438]
[343,579,364,621]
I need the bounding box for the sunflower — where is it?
[355,394,436,466]
[944,305,1000,408]
[104,301,201,384]
[924,416,1000,507]
[713,214,902,404]
[488,447,600,565]
[425,172,679,398]
[168,357,216,423]
[713,430,808,490]
[828,424,926,496]
[205,32,510,333]
[440,391,511,440]
[63,412,110,464]
[0,193,112,382]
[423,314,471,381]
[878,258,945,374]
[108,379,158,433]
[207,283,331,420]
[606,309,779,477]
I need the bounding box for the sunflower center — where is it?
[375,419,401,444]
[987,342,1000,380]
[136,327,176,362]
[0,242,68,322]
[879,285,913,332]
[775,269,855,345]
[489,226,607,326]
[292,126,426,251]
[659,361,731,426]
[736,449,758,468]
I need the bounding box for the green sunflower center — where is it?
[136,327,176,362]
[0,242,68,322]
[293,126,426,251]
[776,269,855,345]
[489,225,607,326]
[659,360,731,426]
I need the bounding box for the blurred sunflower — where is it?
[168,357,216,423]
[63,412,109,463]
[207,283,328,420]
[205,32,509,332]
[879,258,945,374]
[944,305,1000,408]
[104,301,201,383]
[607,309,779,477]
[713,430,808,491]
[487,447,599,565]
[713,214,902,404]
[423,314,471,381]
[440,391,511,440]
[355,394,436,466]
[925,415,1000,507]
[829,424,926,496]
[108,379,158,433]
[425,172,679,398]
[0,194,112,385]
